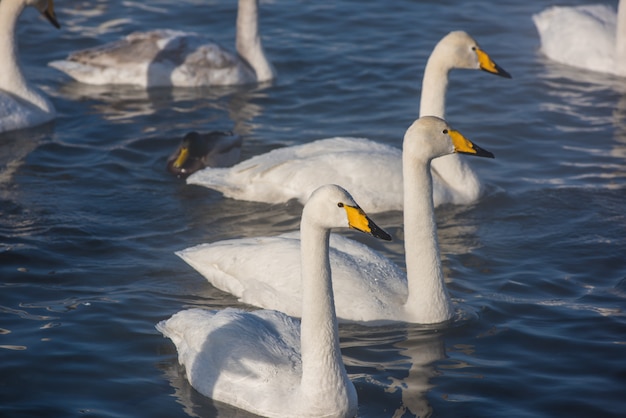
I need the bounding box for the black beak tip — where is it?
[44,11,61,29]
[495,64,512,79]
[476,146,495,159]
[369,221,392,241]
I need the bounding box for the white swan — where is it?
[0,0,60,134]
[49,0,275,87]
[533,0,626,76]
[187,31,508,211]
[179,116,494,325]
[157,184,391,417]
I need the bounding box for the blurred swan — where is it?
[157,184,391,417]
[49,0,275,87]
[167,131,242,179]
[0,0,60,134]
[533,0,626,76]
[179,117,494,325]
[188,31,508,211]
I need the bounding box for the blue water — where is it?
[1,0,625,417]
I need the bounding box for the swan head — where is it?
[29,0,60,29]
[303,185,392,241]
[404,116,495,162]
[434,31,510,78]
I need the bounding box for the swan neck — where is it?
[0,1,53,113]
[402,152,452,323]
[235,0,275,82]
[617,0,626,67]
[0,1,27,91]
[298,217,352,403]
[419,50,450,119]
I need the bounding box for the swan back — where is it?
[533,3,626,76]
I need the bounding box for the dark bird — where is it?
[167,131,243,179]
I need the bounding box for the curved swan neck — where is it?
[298,216,352,405]
[402,151,453,323]
[617,0,626,71]
[0,1,27,91]
[418,45,450,119]
[236,0,275,82]
[0,0,54,113]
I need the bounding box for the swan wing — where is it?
[533,5,617,73]
[177,231,408,323]
[157,308,302,414]
[187,137,406,213]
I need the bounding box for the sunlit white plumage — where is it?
[158,184,392,417]
[179,117,494,325]
[533,0,626,76]
[188,31,508,210]
[49,0,275,87]
[0,0,59,134]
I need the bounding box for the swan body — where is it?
[49,0,275,87]
[188,31,507,210]
[533,1,626,76]
[180,117,494,325]
[167,131,242,178]
[158,184,391,417]
[0,0,60,134]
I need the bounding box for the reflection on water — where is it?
[54,81,267,132]
[341,324,445,417]
[0,123,55,187]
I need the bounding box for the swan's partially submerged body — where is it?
[49,0,275,87]
[158,185,391,416]
[533,1,626,76]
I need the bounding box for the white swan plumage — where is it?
[533,0,626,76]
[187,31,508,211]
[0,0,60,134]
[49,0,275,87]
[179,116,494,325]
[158,184,391,417]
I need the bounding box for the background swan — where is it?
[187,31,508,211]
[533,0,626,76]
[179,117,494,325]
[426,31,509,206]
[0,0,60,134]
[166,131,242,178]
[49,0,275,87]
[157,184,391,417]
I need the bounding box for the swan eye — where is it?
[442,129,448,134]
[472,46,477,51]
[337,202,344,208]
